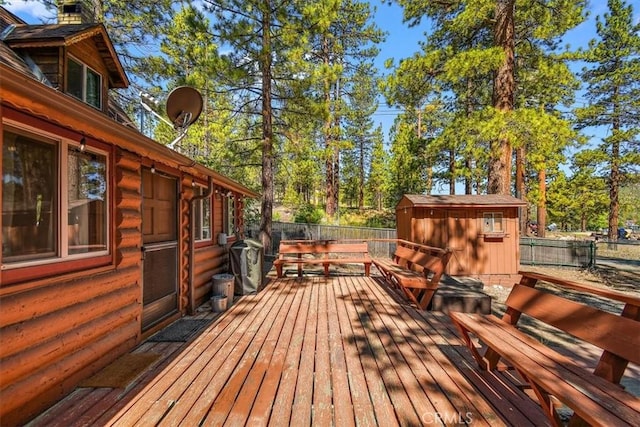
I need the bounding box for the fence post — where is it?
[530,238,535,266]
[590,241,596,268]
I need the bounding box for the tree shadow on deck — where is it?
[335,276,549,426]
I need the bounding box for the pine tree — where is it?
[389,0,586,196]
[575,0,640,240]
[367,127,388,210]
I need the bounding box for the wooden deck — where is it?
[30,275,552,426]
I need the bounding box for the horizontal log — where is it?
[0,266,139,326]
[115,150,142,172]
[194,264,227,284]
[116,167,141,192]
[116,208,141,229]
[116,192,142,211]
[116,246,142,269]
[0,303,139,386]
[1,321,139,425]
[1,284,139,359]
[117,227,142,250]
[195,245,226,262]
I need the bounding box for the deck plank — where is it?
[339,276,401,426]
[325,276,357,427]
[267,279,313,426]
[28,274,560,427]
[290,276,320,425]
[332,276,380,427]
[246,278,309,426]
[202,276,299,425]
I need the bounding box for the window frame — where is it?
[225,193,236,237]
[482,211,504,234]
[66,55,103,110]
[193,186,212,243]
[1,121,111,278]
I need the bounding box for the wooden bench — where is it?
[273,240,371,278]
[372,241,453,310]
[450,270,640,427]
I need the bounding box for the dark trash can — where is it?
[229,239,263,295]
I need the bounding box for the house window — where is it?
[66,57,102,109]
[225,194,236,236]
[193,187,211,241]
[482,212,504,233]
[2,127,108,266]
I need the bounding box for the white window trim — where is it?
[67,55,103,109]
[1,120,110,270]
[194,186,212,242]
[225,194,236,236]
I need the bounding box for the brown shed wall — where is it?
[398,204,521,277]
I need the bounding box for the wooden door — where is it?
[141,168,178,330]
[445,210,473,275]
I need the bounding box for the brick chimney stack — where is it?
[57,0,102,24]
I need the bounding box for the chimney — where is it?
[57,0,102,24]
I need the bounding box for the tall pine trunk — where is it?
[608,85,621,241]
[537,168,546,238]
[323,36,337,218]
[516,146,527,234]
[259,1,274,251]
[488,0,515,195]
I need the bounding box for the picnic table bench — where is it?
[273,240,371,278]
[372,240,453,310]
[450,270,640,427]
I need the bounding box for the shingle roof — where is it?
[3,23,97,43]
[402,194,527,207]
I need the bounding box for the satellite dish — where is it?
[165,86,203,130]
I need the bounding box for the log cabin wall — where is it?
[192,188,230,308]
[179,176,192,312]
[0,147,143,425]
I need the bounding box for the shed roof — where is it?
[399,194,526,208]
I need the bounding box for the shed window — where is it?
[193,186,211,242]
[482,212,503,233]
[2,127,108,267]
[66,57,102,109]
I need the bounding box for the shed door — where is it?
[141,168,178,330]
[446,210,473,275]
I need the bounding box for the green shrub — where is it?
[294,203,324,224]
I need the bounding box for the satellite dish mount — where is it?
[140,86,203,149]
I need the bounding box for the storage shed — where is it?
[396,195,526,283]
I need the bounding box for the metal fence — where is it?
[246,222,396,257]
[519,237,596,268]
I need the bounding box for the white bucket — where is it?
[211,295,228,313]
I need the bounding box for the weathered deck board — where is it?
[29,275,555,426]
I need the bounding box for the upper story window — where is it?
[66,56,102,109]
[193,186,212,242]
[2,125,109,269]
